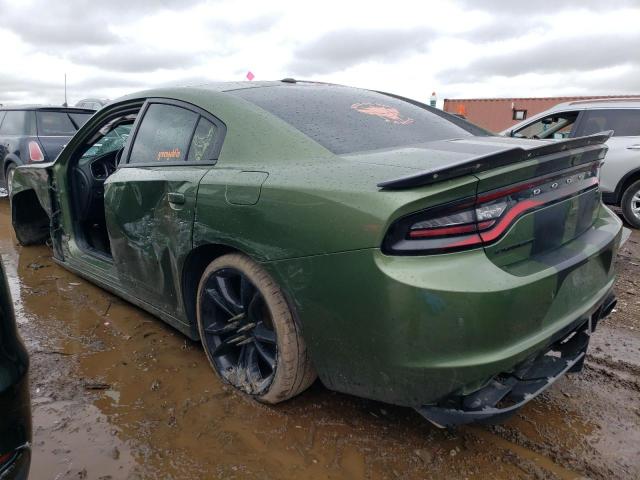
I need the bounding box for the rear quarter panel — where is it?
[192,91,479,260]
[1,136,26,182]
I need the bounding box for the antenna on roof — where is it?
[63,73,68,107]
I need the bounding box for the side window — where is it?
[578,109,640,137]
[0,111,6,128]
[129,104,198,164]
[514,111,580,140]
[0,111,28,135]
[187,118,217,162]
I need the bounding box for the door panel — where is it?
[573,109,640,194]
[596,136,640,194]
[104,166,210,318]
[102,100,220,321]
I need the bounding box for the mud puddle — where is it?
[1,199,639,479]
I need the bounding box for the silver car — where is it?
[502,99,640,227]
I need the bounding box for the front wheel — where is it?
[621,179,640,229]
[196,253,316,404]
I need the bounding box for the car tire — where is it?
[5,163,16,196]
[621,179,640,229]
[196,253,316,404]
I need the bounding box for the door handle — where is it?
[627,144,640,150]
[167,192,185,205]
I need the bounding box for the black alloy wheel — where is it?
[200,267,277,395]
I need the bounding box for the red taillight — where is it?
[383,163,600,255]
[408,222,478,238]
[28,141,45,162]
[0,451,13,465]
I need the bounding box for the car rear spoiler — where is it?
[377,131,613,190]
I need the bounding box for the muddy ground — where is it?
[0,199,638,480]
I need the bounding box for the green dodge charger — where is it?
[10,80,623,426]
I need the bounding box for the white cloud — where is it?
[0,0,638,106]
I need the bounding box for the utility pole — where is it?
[63,73,68,107]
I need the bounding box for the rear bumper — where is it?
[264,203,623,408]
[417,292,616,428]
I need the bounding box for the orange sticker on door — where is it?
[157,148,181,161]
[351,103,414,125]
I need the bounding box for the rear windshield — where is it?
[36,111,91,135]
[231,86,475,155]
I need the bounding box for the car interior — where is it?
[70,110,140,257]
[512,111,579,139]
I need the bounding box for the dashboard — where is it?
[89,153,117,180]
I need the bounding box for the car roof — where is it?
[0,105,95,112]
[121,79,339,98]
[110,79,350,111]
[550,97,640,111]
[204,79,336,92]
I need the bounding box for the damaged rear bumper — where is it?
[417,292,617,428]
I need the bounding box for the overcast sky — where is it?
[0,0,638,106]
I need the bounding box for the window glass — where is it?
[579,109,640,137]
[514,112,579,140]
[129,104,198,164]
[187,118,217,162]
[69,112,93,128]
[36,111,76,135]
[231,86,473,155]
[513,109,527,121]
[0,111,28,135]
[80,124,133,165]
[0,111,6,127]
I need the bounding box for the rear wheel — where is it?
[621,179,640,229]
[196,253,316,404]
[5,164,16,196]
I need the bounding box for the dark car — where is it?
[0,259,31,479]
[0,106,94,194]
